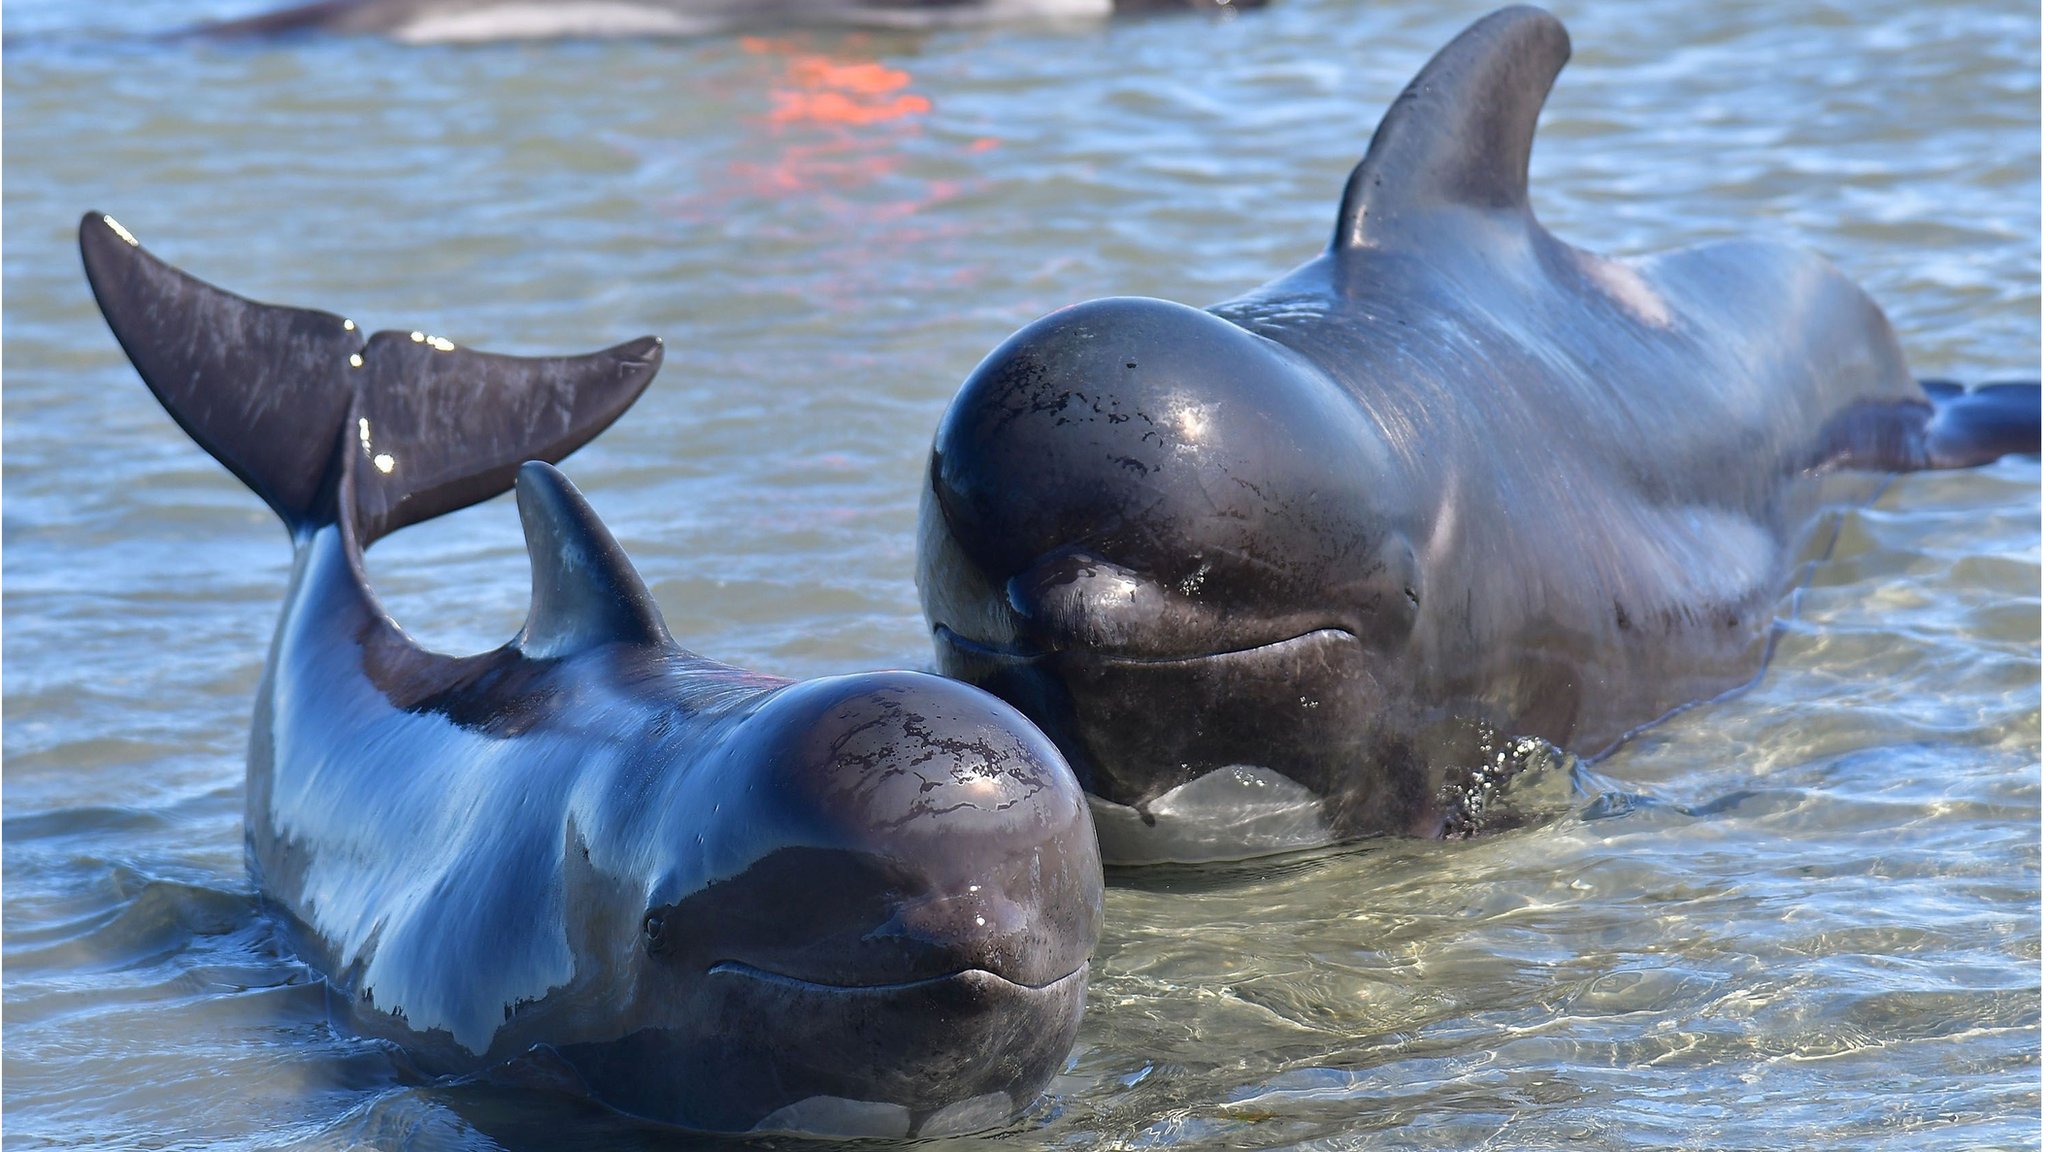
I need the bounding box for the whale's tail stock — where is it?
[78,212,662,549]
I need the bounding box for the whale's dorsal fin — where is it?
[1334,6,1570,248]
[514,462,672,659]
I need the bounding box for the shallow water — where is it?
[2,0,2039,1148]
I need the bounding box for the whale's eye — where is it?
[643,912,668,954]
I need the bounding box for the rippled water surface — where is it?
[3,0,2039,1147]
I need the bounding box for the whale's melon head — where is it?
[918,296,1429,859]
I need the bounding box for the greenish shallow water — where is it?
[2,0,2038,1148]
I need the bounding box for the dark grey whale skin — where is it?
[917,6,2041,850]
[79,214,1102,1137]
[200,0,1263,40]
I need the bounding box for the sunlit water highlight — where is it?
[3,0,2038,1148]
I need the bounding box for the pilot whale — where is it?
[915,6,2041,864]
[80,213,1102,1136]
[201,0,1262,41]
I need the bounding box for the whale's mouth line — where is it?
[935,624,1357,666]
[707,960,1085,993]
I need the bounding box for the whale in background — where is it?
[80,212,1102,1137]
[915,6,2042,864]
[201,0,1264,41]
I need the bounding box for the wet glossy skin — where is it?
[82,214,1102,1136]
[258,528,1098,1133]
[916,7,2031,860]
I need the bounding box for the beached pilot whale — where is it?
[201,0,1263,41]
[80,213,1102,1137]
[916,6,2042,864]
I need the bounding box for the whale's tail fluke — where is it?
[78,211,662,549]
[1920,380,2040,468]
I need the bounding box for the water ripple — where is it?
[4,0,2038,1147]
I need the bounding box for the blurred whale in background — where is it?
[201,0,1264,41]
[79,212,1103,1137]
[915,5,2042,864]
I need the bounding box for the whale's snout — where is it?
[579,673,1102,1135]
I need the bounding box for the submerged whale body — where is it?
[202,0,1263,41]
[916,6,2042,864]
[80,214,1102,1136]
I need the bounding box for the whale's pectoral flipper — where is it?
[513,462,671,658]
[79,211,662,546]
[1921,380,2041,468]
[1334,4,1569,247]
